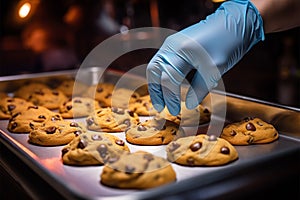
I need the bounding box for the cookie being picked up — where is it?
[125,115,186,145]
[220,117,279,145]
[86,107,139,132]
[59,97,101,118]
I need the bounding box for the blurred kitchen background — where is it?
[0,0,299,107]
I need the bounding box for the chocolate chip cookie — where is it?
[59,97,101,118]
[160,102,211,126]
[28,120,86,146]
[0,97,34,119]
[220,117,279,145]
[166,134,238,166]
[14,82,50,100]
[128,95,157,116]
[110,88,140,109]
[86,107,139,132]
[61,132,130,166]
[125,116,186,145]
[84,83,115,107]
[56,79,88,97]
[100,151,176,189]
[7,105,63,133]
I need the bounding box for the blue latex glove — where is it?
[146,0,265,116]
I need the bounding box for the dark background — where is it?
[0,0,299,107]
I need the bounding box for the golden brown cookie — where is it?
[0,97,34,119]
[129,95,157,116]
[220,117,279,145]
[86,107,139,132]
[166,134,238,166]
[83,83,115,107]
[59,97,101,118]
[28,120,86,146]
[110,88,140,109]
[61,132,130,166]
[7,105,63,133]
[26,87,68,110]
[100,151,176,189]
[56,79,88,97]
[13,82,50,100]
[160,102,211,126]
[125,116,186,145]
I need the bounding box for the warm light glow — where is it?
[212,0,226,3]
[19,2,31,18]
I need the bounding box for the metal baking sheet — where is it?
[0,68,299,200]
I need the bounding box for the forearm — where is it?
[251,0,300,33]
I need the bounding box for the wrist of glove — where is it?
[146,0,265,116]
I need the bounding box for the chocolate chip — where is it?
[74,99,82,103]
[11,112,21,119]
[203,108,210,113]
[168,142,180,152]
[220,146,230,154]
[74,131,82,136]
[208,135,217,141]
[11,122,18,130]
[28,106,39,109]
[127,110,134,117]
[115,139,125,146]
[190,142,202,151]
[92,134,102,140]
[123,119,131,127]
[105,94,111,99]
[97,87,103,93]
[61,148,69,156]
[77,139,87,149]
[246,123,256,131]
[51,115,61,121]
[143,154,154,161]
[29,122,34,129]
[38,115,46,119]
[107,156,119,163]
[187,157,195,165]
[97,144,107,158]
[86,118,94,125]
[46,126,56,134]
[7,105,16,111]
[247,136,254,144]
[70,122,79,127]
[35,90,44,95]
[52,91,59,95]
[125,165,135,174]
[230,130,237,136]
[66,105,72,110]
[131,94,138,98]
[137,125,147,131]
[112,107,124,114]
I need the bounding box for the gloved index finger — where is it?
[146,59,165,112]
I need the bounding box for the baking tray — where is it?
[0,68,299,200]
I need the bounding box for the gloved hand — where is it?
[146,0,265,116]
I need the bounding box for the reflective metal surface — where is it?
[0,68,299,200]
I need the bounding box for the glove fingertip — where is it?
[152,103,165,113]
